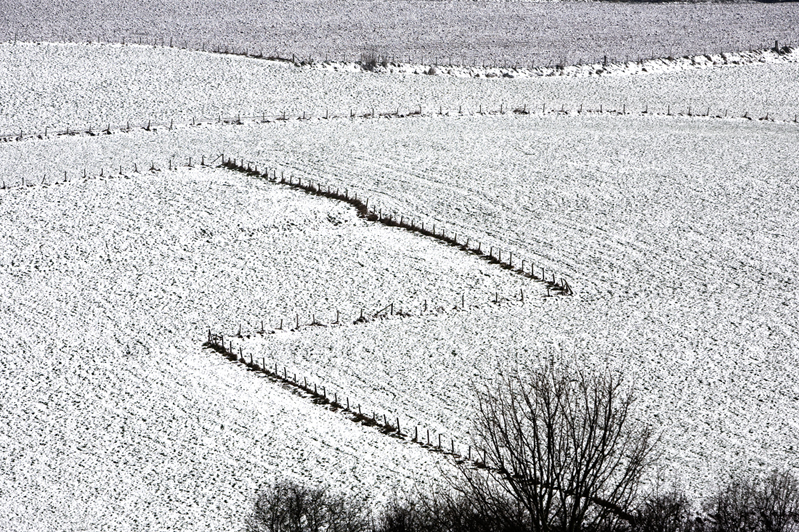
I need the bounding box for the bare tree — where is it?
[460,363,657,532]
[704,469,799,532]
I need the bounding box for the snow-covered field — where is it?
[1,36,798,530]
[228,111,799,498]
[2,43,799,135]
[0,167,474,530]
[2,0,798,67]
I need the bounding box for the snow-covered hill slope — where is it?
[1,41,798,530]
[228,113,799,498]
[3,109,797,505]
[0,168,473,530]
[1,43,798,135]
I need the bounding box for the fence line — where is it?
[3,98,797,144]
[0,153,223,191]
[204,331,488,470]
[226,286,533,341]
[2,32,794,79]
[200,155,582,474]
[221,156,573,296]
[0,151,574,296]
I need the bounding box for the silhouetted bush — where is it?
[633,490,697,532]
[245,480,369,532]
[375,488,530,532]
[703,469,799,532]
[360,50,378,71]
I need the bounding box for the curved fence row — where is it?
[3,98,796,145]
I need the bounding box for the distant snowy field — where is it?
[1,40,798,530]
[2,43,799,135]
[2,0,799,67]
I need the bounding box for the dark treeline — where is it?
[245,363,799,532]
[246,471,799,532]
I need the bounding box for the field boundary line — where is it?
[0,151,575,295]
[204,331,486,469]
[2,36,796,80]
[221,156,573,296]
[0,154,224,190]
[202,332,637,524]
[2,99,796,145]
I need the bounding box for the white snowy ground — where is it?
[2,43,799,136]
[1,43,798,528]
[2,0,798,67]
[0,167,501,530]
[226,113,799,499]
[4,111,798,500]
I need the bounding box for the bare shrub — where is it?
[634,489,696,532]
[704,475,759,532]
[704,469,799,532]
[378,497,433,532]
[376,489,521,532]
[755,470,799,532]
[246,479,369,532]
[460,363,657,532]
[360,50,378,71]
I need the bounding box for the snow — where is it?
[316,47,799,80]
[0,168,460,530]
[1,37,798,530]
[2,0,798,67]
[2,43,799,136]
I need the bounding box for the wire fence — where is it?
[222,156,573,296]
[200,155,580,476]
[205,331,491,470]
[0,147,562,471]
[3,98,797,145]
[0,153,223,190]
[0,150,574,296]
